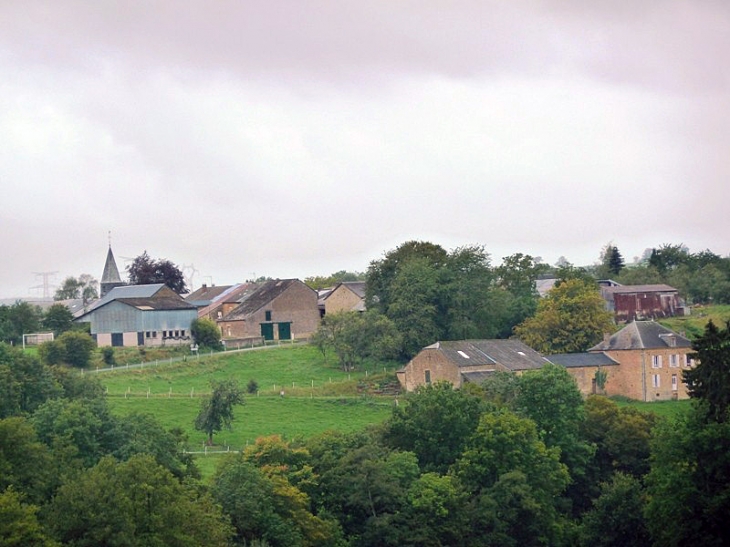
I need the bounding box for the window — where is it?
[672,374,678,391]
[652,374,661,388]
[265,310,272,321]
[684,354,693,367]
[670,354,679,367]
[425,370,431,384]
[652,355,663,368]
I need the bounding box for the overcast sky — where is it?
[1,1,728,298]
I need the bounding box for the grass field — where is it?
[98,344,398,398]
[101,345,398,455]
[614,397,692,419]
[659,304,730,339]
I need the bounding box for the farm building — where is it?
[321,281,367,315]
[600,283,686,323]
[217,279,320,342]
[187,282,259,321]
[75,283,197,347]
[397,339,551,392]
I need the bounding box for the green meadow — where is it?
[100,345,398,455]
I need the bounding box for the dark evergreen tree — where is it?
[683,320,730,422]
[606,246,625,276]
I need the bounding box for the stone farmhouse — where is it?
[320,281,367,315]
[216,279,320,342]
[397,339,551,392]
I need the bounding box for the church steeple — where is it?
[101,236,125,297]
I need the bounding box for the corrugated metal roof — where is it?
[427,339,549,371]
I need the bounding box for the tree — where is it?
[304,270,364,291]
[644,406,730,546]
[453,410,570,546]
[606,246,625,276]
[44,454,233,546]
[0,345,61,419]
[190,318,222,350]
[195,379,244,445]
[0,488,57,547]
[514,278,615,354]
[579,473,650,547]
[311,311,401,370]
[0,302,43,346]
[53,274,98,304]
[0,418,55,504]
[41,304,74,336]
[54,277,83,301]
[382,382,487,473]
[495,253,550,329]
[126,251,188,294]
[46,331,95,368]
[683,320,730,422]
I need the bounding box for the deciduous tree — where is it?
[514,278,614,354]
[195,379,244,445]
[126,251,188,294]
[190,318,222,350]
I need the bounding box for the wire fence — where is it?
[85,338,304,375]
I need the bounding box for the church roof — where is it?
[101,246,123,284]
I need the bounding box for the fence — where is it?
[86,338,303,374]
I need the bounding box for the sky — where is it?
[1,1,729,299]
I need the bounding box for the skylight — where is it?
[457,350,470,359]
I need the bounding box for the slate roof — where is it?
[101,246,123,284]
[589,321,692,351]
[461,370,497,383]
[185,284,234,305]
[222,279,311,321]
[425,339,549,371]
[548,352,620,368]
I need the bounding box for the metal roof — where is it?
[424,339,549,371]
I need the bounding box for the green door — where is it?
[277,322,291,340]
[260,323,274,341]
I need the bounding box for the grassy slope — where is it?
[658,304,730,339]
[102,345,397,450]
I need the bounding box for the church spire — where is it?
[101,236,125,297]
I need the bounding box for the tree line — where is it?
[2,320,730,545]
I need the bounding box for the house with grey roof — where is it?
[586,321,694,401]
[397,339,551,392]
[321,281,367,315]
[75,283,197,347]
[217,279,320,342]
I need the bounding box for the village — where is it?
[53,242,700,404]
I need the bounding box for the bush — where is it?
[247,379,259,394]
[191,318,222,350]
[102,347,116,366]
[57,331,96,368]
